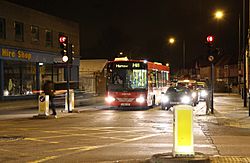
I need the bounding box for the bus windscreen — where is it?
[107,63,147,91]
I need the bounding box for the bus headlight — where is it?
[181,95,191,104]
[105,96,115,103]
[162,95,169,103]
[136,96,145,103]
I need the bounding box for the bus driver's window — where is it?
[114,75,123,84]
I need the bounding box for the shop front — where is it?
[0,45,78,100]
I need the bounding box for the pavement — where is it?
[0,94,104,120]
[213,93,250,129]
[0,93,250,162]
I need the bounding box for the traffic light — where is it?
[206,35,215,48]
[68,44,75,63]
[205,35,216,62]
[59,35,68,62]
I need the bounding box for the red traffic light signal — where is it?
[206,35,214,43]
[59,35,67,43]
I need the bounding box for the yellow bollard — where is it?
[38,93,49,116]
[173,105,194,157]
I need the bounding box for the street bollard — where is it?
[65,90,74,112]
[173,105,194,157]
[38,93,49,116]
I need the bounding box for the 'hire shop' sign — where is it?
[1,48,32,60]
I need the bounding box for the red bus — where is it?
[105,57,170,108]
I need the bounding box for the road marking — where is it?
[0,149,11,152]
[28,156,59,163]
[24,137,59,144]
[28,132,162,162]
[54,146,100,152]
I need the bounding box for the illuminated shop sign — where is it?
[112,62,146,69]
[1,48,32,60]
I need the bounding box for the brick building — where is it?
[79,59,108,95]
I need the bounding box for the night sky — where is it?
[6,0,243,71]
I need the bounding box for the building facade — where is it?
[0,1,80,100]
[79,59,108,95]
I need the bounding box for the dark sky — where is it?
[7,0,243,71]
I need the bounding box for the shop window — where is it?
[45,29,53,47]
[40,64,61,87]
[14,21,24,41]
[3,60,36,96]
[31,25,39,42]
[0,17,6,39]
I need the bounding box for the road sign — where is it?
[208,55,214,62]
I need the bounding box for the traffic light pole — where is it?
[58,34,71,113]
[66,61,71,113]
[211,62,214,114]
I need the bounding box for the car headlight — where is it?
[181,95,191,104]
[191,92,197,98]
[161,95,169,103]
[105,96,115,103]
[200,90,208,97]
[136,96,145,103]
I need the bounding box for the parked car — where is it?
[161,86,195,110]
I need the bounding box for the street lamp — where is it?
[169,38,175,44]
[168,37,186,74]
[214,10,224,20]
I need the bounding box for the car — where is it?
[176,79,199,105]
[196,81,209,101]
[161,86,195,110]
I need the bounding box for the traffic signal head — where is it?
[206,35,214,43]
[68,44,74,63]
[59,35,67,43]
[205,35,215,49]
[59,35,68,62]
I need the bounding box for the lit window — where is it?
[31,25,39,42]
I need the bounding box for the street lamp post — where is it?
[183,40,186,71]
[242,0,247,108]
[168,37,186,75]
